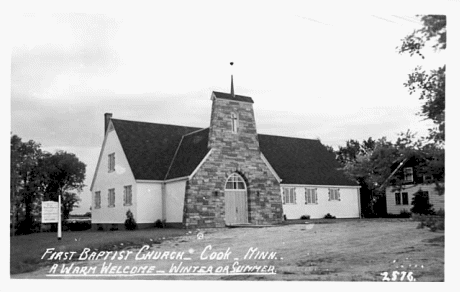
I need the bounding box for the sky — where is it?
[8,2,450,214]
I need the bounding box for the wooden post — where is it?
[58,193,62,240]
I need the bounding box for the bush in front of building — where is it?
[153,219,165,228]
[399,209,412,218]
[300,215,310,220]
[324,213,336,219]
[124,209,138,230]
[64,219,91,231]
[410,190,436,215]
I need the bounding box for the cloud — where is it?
[12,14,121,100]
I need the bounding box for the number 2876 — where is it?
[380,271,416,282]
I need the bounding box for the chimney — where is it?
[104,113,113,134]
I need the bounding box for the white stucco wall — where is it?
[281,185,360,219]
[165,180,187,223]
[136,182,163,223]
[386,184,444,214]
[91,128,137,224]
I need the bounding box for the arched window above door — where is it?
[225,173,246,190]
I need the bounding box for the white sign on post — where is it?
[42,201,59,223]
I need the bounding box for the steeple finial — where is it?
[230,62,234,97]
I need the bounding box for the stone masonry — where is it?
[183,94,284,228]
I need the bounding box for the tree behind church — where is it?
[11,135,86,234]
[37,151,86,220]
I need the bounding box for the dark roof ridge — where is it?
[111,118,202,131]
[212,91,254,103]
[259,133,319,142]
[212,90,252,99]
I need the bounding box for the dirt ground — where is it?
[11,220,444,281]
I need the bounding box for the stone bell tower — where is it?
[183,69,283,228]
[208,75,260,154]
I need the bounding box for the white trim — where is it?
[90,121,136,191]
[90,120,113,191]
[165,128,210,180]
[164,135,185,180]
[183,127,208,137]
[357,187,362,218]
[161,182,166,221]
[189,149,213,180]
[136,176,189,184]
[260,153,282,183]
[225,173,247,190]
[280,183,360,189]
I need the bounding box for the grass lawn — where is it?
[11,219,444,281]
[10,228,193,275]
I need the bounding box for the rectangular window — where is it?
[94,191,101,209]
[108,153,115,172]
[423,174,433,183]
[403,167,413,182]
[282,188,296,204]
[328,188,340,201]
[421,191,429,200]
[395,193,401,205]
[124,185,132,206]
[108,188,115,207]
[402,192,409,205]
[305,188,318,204]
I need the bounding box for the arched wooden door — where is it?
[224,173,248,224]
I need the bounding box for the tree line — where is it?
[10,134,86,235]
[330,15,445,217]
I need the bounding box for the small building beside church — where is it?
[383,154,444,215]
[90,80,360,229]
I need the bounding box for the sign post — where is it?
[41,200,61,240]
[58,194,62,240]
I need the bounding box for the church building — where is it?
[90,78,360,229]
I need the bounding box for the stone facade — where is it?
[182,94,284,228]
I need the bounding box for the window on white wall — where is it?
[282,188,296,204]
[328,188,340,201]
[94,191,101,209]
[305,188,318,204]
[403,167,413,182]
[423,174,433,183]
[402,192,409,205]
[395,192,401,205]
[108,153,115,172]
[108,188,115,207]
[395,192,409,206]
[124,185,132,206]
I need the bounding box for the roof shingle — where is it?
[258,134,357,186]
[111,119,356,186]
[111,119,200,180]
[212,91,254,103]
[165,128,210,179]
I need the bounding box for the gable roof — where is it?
[165,128,210,180]
[212,91,254,103]
[109,119,357,186]
[258,134,357,186]
[111,119,200,180]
